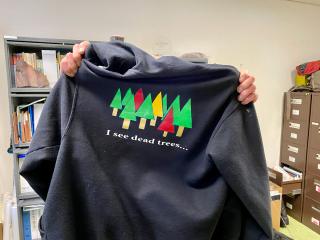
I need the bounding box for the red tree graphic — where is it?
[134,88,144,110]
[157,108,174,137]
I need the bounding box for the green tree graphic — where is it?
[110,88,122,116]
[163,95,180,118]
[174,99,192,137]
[119,94,136,129]
[122,88,133,106]
[162,94,168,116]
[136,94,154,129]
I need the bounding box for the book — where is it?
[18,154,35,194]
[14,53,49,88]
[12,51,65,88]
[13,99,45,145]
[42,50,58,88]
[22,207,44,240]
[33,103,44,130]
[30,208,42,239]
[12,112,19,145]
[22,210,32,240]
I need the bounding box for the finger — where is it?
[72,44,82,67]
[79,41,90,55]
[238,84,256,101]
[66,52,78,77]
[241,93,258,105]
[237,75,255,93]
[239,70,249,83]
[60,57,73,77]
[60,59,75,77]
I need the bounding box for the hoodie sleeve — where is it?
[19,74,78,201]
[207,102,273,239]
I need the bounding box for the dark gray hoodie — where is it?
[20,41,272,240]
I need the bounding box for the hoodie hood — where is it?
[83,41,233,80]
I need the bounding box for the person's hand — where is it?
[60,41,90,77]
[237,71,258,105]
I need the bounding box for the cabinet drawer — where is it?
[302,196,320,234]
[285,92,311,122]
[305,174,320,201]
[307,148,320,177]
[309,122,320,149]
[310,93,320,123]
[283,194,302,221]
[281,142,307,172]
[282,119,309,145]
[268,168,302,195]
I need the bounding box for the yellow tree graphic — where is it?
[150,92,163,126]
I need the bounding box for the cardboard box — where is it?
[0,222,3,240]
[269,181,282,231]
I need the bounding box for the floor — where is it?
[279,216,320,240]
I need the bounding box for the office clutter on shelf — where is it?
[11,98,45,145]
[12,50,65,88]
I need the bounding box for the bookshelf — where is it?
[4,36,82,240]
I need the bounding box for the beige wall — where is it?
[1,0,320,195]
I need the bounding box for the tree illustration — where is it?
[157,108,174,137]
[119,94,136,129]
[136,94,154,129]
[174,99,192,137]
[162,94,168,117]
[150,92,163,126]
[134,88,144,110]
[110,88,122,116]
[163,95,180,118]
[122,88,133,105]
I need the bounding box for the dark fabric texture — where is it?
[20,41,272,240]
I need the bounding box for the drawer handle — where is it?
[312,206,320,213]
[292,109,300,116]
[268,171,276,179]
[291,189,302,195]
[290,133,298,139]
[291,98,302,105]
[288,145,299,153]
[314,179,320,186]
[289,122,300,129]
[288,156,296,163]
